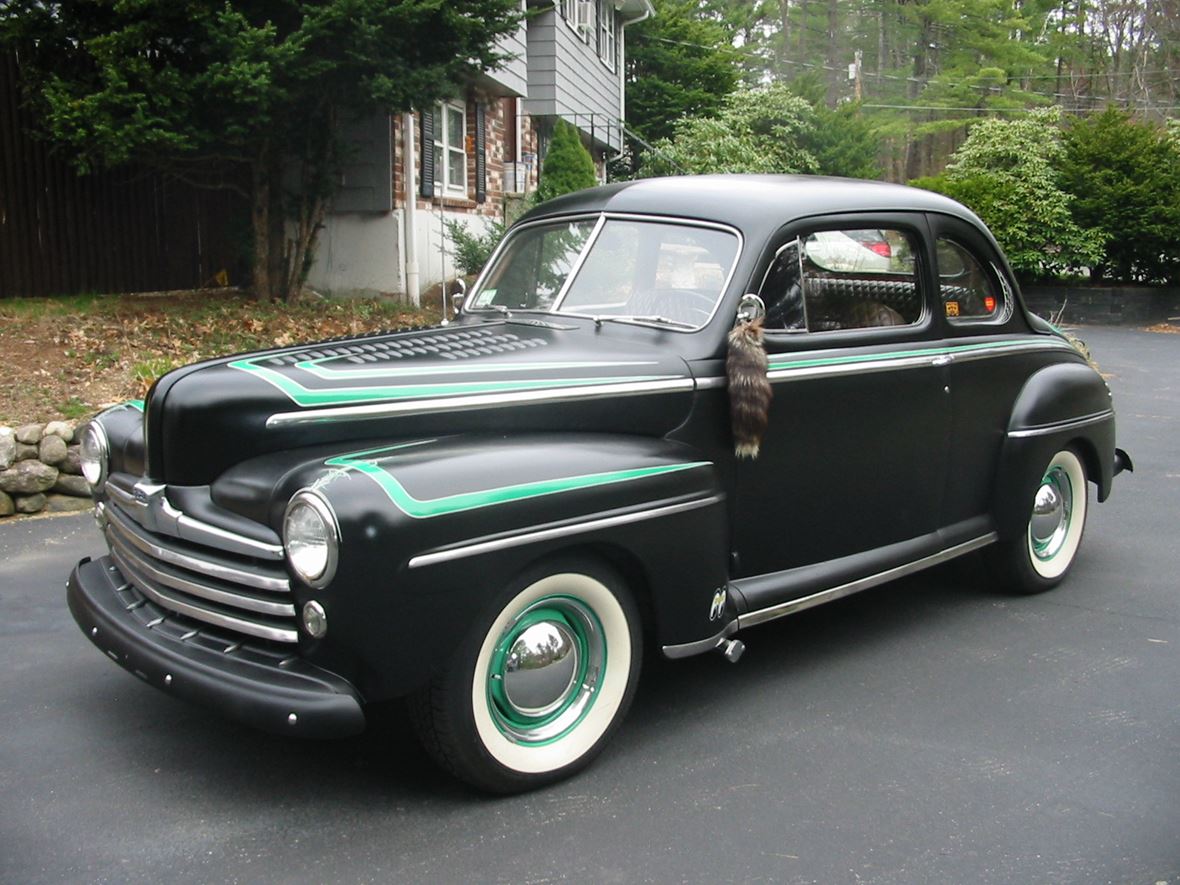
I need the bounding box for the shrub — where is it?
[536,119,598,204]
[911,109,1105,279]
[1061,108,1180,284]
[446,220,505,276]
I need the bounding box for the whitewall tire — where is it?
[409,558,642,793]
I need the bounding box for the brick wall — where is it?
[391,92,540,222]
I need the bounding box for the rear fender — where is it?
[993,362,1116,541]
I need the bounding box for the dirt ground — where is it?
[0,289,439,426]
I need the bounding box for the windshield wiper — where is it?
[591,314,694,330]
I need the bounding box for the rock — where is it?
[60,445,82,476]
[44,420,76,443]
[39,435,69,466]
[15,493,47,514]
[15,443,39,461]
[0,428,13,470]
[15,423,44,445]
[0,490,13,517]
[0,460,59,494]
[45,494,93,513]
[53,474,92,497]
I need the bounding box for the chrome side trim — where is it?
[1007,409,1114,439]
[764,339,1077,385]
[408,495,723,569]
[110,548,298,643]
[107,530,296,618]
[694,376,727,390]
[105,504,289,592]
[266,377,695,428]
[737,533,998,629]
[767,353,933,382]
[661,619,739,660]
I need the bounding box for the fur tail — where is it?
[726,318,772,459]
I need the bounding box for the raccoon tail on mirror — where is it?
[726,317,772,459]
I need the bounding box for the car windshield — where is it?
[467,216,740,329]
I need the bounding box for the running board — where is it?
[737,533,997,630]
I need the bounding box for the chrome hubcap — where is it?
[1030,467,1072,561]
[487,596,605,745]
[502,621,580,718]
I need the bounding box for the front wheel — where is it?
[987,448,1089,594]
[409,559,642,793]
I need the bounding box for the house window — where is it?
[433,101,468,198]
[598,2,616,70]
[560,0,576,29]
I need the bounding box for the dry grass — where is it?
[0,289,440,426]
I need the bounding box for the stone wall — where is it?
[0,422,92,518]
[1021,284,1180,326]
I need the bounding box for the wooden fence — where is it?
[0,51,247,299]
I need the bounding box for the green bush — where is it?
[536,119,598,204]
[911,109,1105,279]
[446,220,505,276]
[1061,108,1180,284]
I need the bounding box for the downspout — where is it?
[402,112,420,306]
[618,3,653,131]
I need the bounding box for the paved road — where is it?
[1,325,1177,885]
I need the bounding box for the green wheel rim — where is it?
[486,595,606,746]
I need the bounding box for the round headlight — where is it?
[283,491,339,588]
[78,421,109,488]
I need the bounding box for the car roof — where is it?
[519,174,982,239]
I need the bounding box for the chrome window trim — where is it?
[737,533,997,630]
[105,504,290,593]
[408,495,723,569]
[265,377,695,428]
[465,211,744,333]
[110,548,299,643]
[1007,409,1114,439]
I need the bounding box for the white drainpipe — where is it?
[619,4,653,129]
[403,112,420,306]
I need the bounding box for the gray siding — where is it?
[482,20,529,97]
[524,9,623,151]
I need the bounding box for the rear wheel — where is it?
[409,558,642,793]
[988,448,1088,594]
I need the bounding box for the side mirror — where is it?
[735,293,765,326]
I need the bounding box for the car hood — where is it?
[144,320,696,485]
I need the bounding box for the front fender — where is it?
[232,433,728,700]
[993,361,1117,541]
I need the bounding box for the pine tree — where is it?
[536,120,597,203]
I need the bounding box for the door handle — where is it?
[931,354,953,367]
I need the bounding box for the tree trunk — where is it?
[249,140,271,300]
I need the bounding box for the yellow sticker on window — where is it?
[945,301,960,318]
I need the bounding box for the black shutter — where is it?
[419,109,435,199]
[475,103,487,204]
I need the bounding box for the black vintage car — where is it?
[68,175,1131,792]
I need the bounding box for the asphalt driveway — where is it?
[1,324,1176,884]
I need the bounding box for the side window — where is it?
[936,238,1006,322]
[758,228,922,332]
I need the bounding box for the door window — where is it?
[758,228,922,332]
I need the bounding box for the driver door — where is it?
[731,217,950,586]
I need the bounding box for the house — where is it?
[306,0,654,304]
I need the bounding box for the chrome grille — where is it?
[102,491,298,644]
